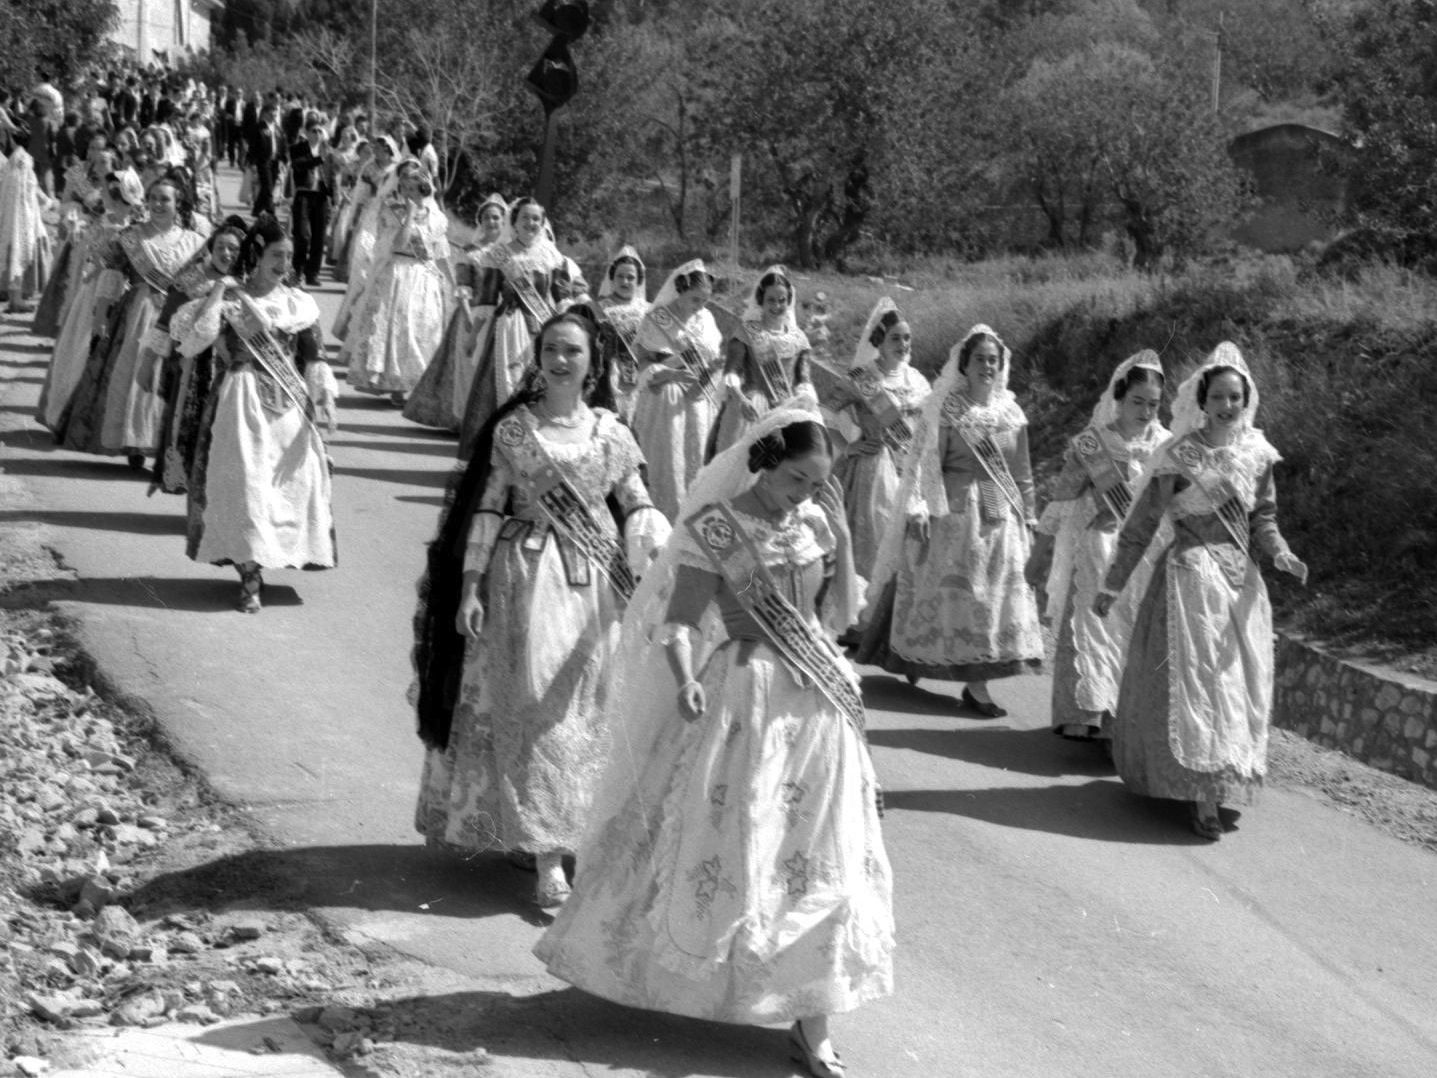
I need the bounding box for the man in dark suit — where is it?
[288,119,332,286]
[240,90,260,165]
[113,77,138,129]
[137,80,157,127]
[249,103,284,217]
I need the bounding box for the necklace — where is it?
[539,401,586,428]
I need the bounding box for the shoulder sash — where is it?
[948,396,1027,522]
[494,412,637,600]
[1166,437,1250,557]
[119,230,180,294]
[849,365,915,453]
[489,245,557,326]
[226,296,318,425]
[1072,425,1134,519]
[684,502,866,735]
[647,306,719,406]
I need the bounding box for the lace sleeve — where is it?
[173,296,223,358]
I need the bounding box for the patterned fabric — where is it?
[709,321,815,457]
[631,306,724,520]
[414,410,651,853]
[1104,430,1290,793]
[342,201,451,395]
[534,503,893,1024]
[174,287,335,570]
[55,225,206,455]
[1038,422,1167,728]
[820,363,930,579]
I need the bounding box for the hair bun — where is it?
[747,433,785,473]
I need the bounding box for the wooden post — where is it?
[368,0,378,131]
[728,153,742,272]
[537,109,558,207]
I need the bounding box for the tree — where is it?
[1329,0,1437,250]
[0,0,118,89]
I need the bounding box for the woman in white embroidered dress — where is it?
[858,324,1043,717]
[38,167,145,433]
[456,197,588,456]
[814,298,930,583]
[0,147,55,313]
[33,138,112,336]
[631,259,723,520]
[1030,351,1167,742]
[411,309,668,908]
[595,245,650,424]
[332,134,397,337]
[708,265,815,458]
[535,407,893,1078]
[1094,343,1306,840]
[56,171,206,468]
[174,217,338,613]
[403,192,508,431]
[342,160,451,403]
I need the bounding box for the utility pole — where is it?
[1212,11,1224,113]
[367,0,377,132]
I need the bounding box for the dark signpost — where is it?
[526,0,591,207]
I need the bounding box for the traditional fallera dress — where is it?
[1039,367,1167,736]
[816,359,931,580]
[37,210,134,433]
[151,260,232,493]
[709,318,814,458]
[332,158,397,338]
[860,333,1044,682]
[341,196,450,396]
[631,303,724,521]
[403,236,499,431]
[456,237,588,457]
[56,222,206,457]
[1104,419,1291,806]
[174,285,337,571]
[32,162,101,336]
[414,407,665,853]
[0,148,54,306]
[535,412,894,1023]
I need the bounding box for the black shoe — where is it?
[304,276,321,287]
[961,686,1006,718]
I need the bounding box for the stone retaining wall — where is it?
[1273,633,1437,789]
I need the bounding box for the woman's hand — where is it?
[848,435,883,457]
[651,366,697,390]
[1275,552,1309,585]
[739,394,761,421]
[456,591,485,641]
[232,305,265,339]
[678,679,706,721]
[1093,591,1116,618]
[906,512,930,544]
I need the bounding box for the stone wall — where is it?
[1273,633,1437,789]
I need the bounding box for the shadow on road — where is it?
[0,508,185,537]
[130,844,543,927]
[202,982,797,1078]
[867,724,1114,777]
[35,574,305,612]
[333,464,450,489]
[326,436,458,459]
[883,781,1213,845]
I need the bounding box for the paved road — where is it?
[1,178,1435,1077]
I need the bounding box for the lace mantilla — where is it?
[1157,430,1281,517]
[939,389,1026,439]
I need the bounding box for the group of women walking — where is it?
[399,231,1305,1074]
[14,140,1307,1073]
[24,161,337,613]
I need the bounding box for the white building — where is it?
[110,0,224,64]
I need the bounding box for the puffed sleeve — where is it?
[1104,474,1178,595]
[172,295,223,358]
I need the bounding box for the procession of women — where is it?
[5,71,1309,1078]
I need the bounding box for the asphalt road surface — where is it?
[1,175,1433,1078]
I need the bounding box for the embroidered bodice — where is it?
[600,295,650,338]
[476,240,583,313]
[117,224,206,294]
[1045,421,1169,531]
[480,408,651,533]
[638,306,723,372]
[827,362,930,443]
[931,391,1034,517]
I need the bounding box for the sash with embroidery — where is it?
[1166,437,1250,558]
[226,296,317,423]
[849,365,915,453]
[495,412,637,600]
[948,397,1027,523]
[120,231,182,295]
[647,306,719,406]
[739,323,796,403]
[1071,425,1134,519]
[489,246,556,327]
[599,316,641,390]
[685,502,866,734]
